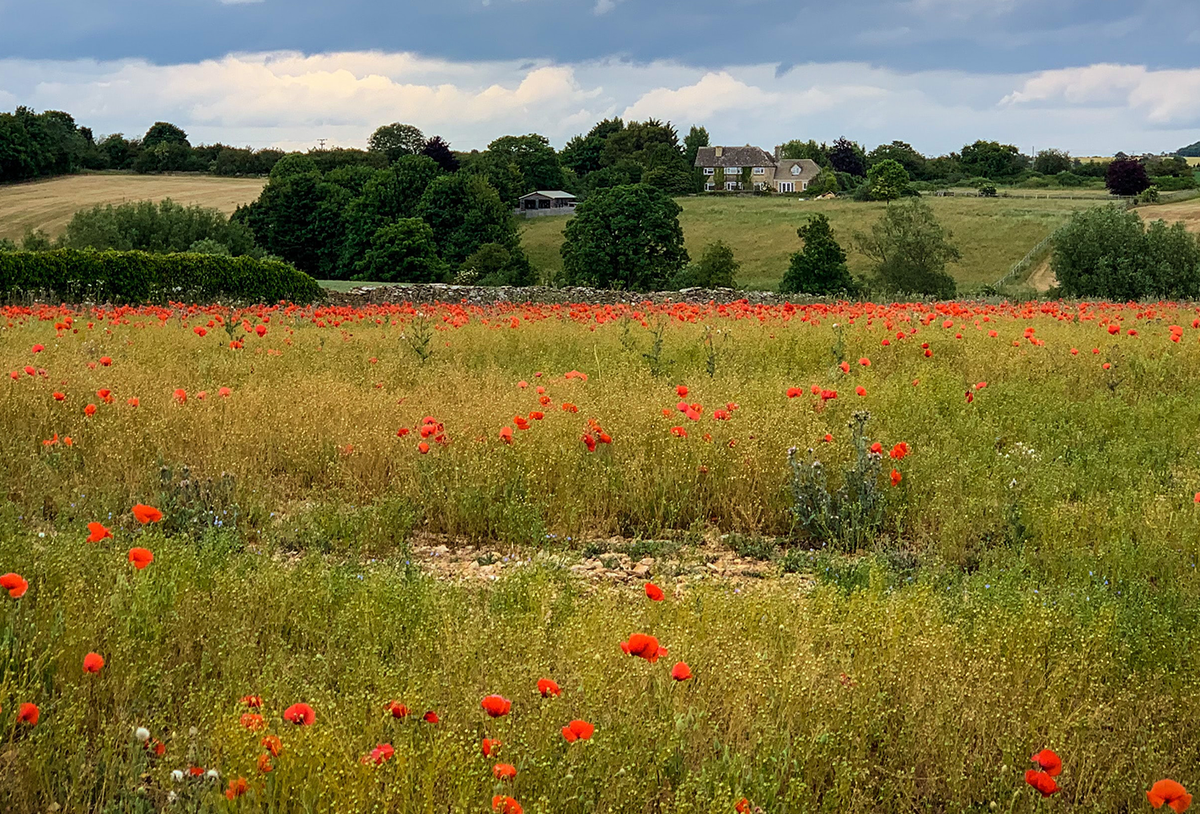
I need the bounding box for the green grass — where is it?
[521,195,1100,291]
[317,279,396,292]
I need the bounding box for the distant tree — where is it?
[780,214,854,296]
[867,141,926,179]
[323,164,380,197]
[142,122,190,149]
[339,155,445,275]
[643,164,697,195]
[866,159,910,201]
[1143,155,1191,178]
[561,118,624,177]
[561,183,688,290]
[96,134,137,170]
[60,199,259,255]
[457,242,539,286]
[269,153,319,181]
[683,125,709,168]
[1106,158,1152,196]
[1053,206,1200,299]
[353,219,447,283]
[1178,140,1200,158]
[485,134,566,195]
[959,140,1026,180]
[855,199,959,298]
[829,137,868,177]
[602,119,685,173]
[1033,149,1073,175]
[803,169,840,196]
[187,238,232,256]
[415,173,524,266]
[421,136,460,172]
[132,141,195,173]
[367,123,426,163]
[673,241,739,289]
[782,139,831,166]
[306,148,386,173]
[19,229,55,252]
[460,150,527,207]
[235,172,351,277]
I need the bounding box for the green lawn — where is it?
[521,195,1102,292]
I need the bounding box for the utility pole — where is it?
[316,138,327,150]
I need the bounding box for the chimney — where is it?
[714,146,723,158]
[774,145,782,161]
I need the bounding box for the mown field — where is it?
[2,300,1199,813]
[0,173,265,243]
[521,196,1100,291]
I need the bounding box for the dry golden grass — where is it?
[0,173,265,242]
[1136,195,1200,233]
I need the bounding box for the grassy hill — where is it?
[521,195,1101,292]
[0,173,265,243]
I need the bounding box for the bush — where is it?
[671,241,739,289]
[0,249,324,303]
[978,184,998,197]
[59,199,259,256]
[1052,206,1200,299]
[780,214,855,296]
[457,243,539,287]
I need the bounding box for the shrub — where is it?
[671,241,739,289]
[855,198,959,298]
[457,243,539,287]
[780,214,855,296]
[59,199,259,257]
[0,249,323,303]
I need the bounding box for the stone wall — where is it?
[326,284,800,307]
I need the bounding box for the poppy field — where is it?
[2,298,1199,813]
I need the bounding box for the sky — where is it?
[1,0,1198,155]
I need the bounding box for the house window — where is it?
[753,167,766,175]
[801,181,809,191]
[725,181,740,190]
[705,183,715,191]
[703,167,714,175]
[790,164,802,176]
[726,166,740,174]
[778,181,795,193]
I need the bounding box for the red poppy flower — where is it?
[99,356,112,366]
[173,388,187,404]
[499,426,514,444]
[225,777,249,800]
[820,389,837,401]
[255,325,267,337]
[482,737,500,757]
[1148,779,1192,813]
[839,361,850,373]
[855,386,866,397]
[561,719,595,743]
[889,442,909,460]
[31,344,44,353]
[858,357,870,366]
[537,678,561,698]
[890,469,902,486]
[676,384,688,397]
[241,695,263,708]
[422,710,439,723]
[17,702,39,725]
[481,695,512,717]
[127,397,139,407]
[128,547,154,570]
[257,754,273,773]
[492,796,523,814]
[87,522,112,543]
[368,743,395,765]
[132,504,163,524]
[1,573,29,599]
[621,633,667,663]
[24,365,35,377]
[735,799,750,814]
[53,392,66,401]
[493,763,517,781]
[644,582,665,601]
[261,734,282,756]
[671,662,692,681]
[1024,770,1060,797]
[417,442,430,454]
[83,652,105,673]
[283,703,315,725]
[387,700,410,718]
[1031,749,1062,777]
[240,713,266,731]
[670,426,687,438]
[84,403,97,417]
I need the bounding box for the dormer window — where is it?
[790,165,802,176]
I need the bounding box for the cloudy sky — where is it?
[1,0,1198,155]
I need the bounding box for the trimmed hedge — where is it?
[0,249,324,304]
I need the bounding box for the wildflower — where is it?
[1030,749,1062,777]
[53,392,65,401]
[839,361,850,373]
[1,572,30,598]
[387,700,410,718]
[84,403,97,416]
[736,799,750,814]
[890,442,909,460]
[127,397,139,407]
[152,740,166,756]
[676,385,688,397]
[670,426,687,438]
[135,726,151,742]
[492,796,523,814]
[870,442,883,454]
[32,344,44,353]
[482,738,500,757]
[891,469,902,487]
[172,770,184,783]
[83,652,105,673]
[261,734,282,756]
[537,678,561,698]
[965,390,974,404]
[24,365,36,376]
[17,703,39,725]
[493,763,517,780]
[128,548,154,570]
[621,633,667,663]
[257,753,273,773]
[671,662,692,681]
[87,522,112,543]
[205,768,219,781]
[219,387,232,398]
[132,504,163,524]
[1024,770,1060,797]
[481,695,512,718]
[225,777,249,800]
[820,389,837,401]
[100,356,112,366]
[255,325,267,337]
[241,695,263,708]
[368,743,395,765]
[561,719,595,743]
[173,388,187,404]
[1147,779,1192,813]
[417,442,431,454]
[855,386,866,397]
[786,387,803,398]
[283,703,315,725]
[499,426,514,444]
[240,713,266,731]
[645,582,665,601]
[422,710,439,724]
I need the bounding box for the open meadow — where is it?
[0,174,266,244]
[521,196,1100,292]
[2,299,1199,813]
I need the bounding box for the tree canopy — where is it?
[367,123,426,163]
[855,199,959,298]
[780,214,854,296]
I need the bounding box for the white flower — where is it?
[205,769,220,781]
[171,770,184,783]
[167,792,178,804]
[135,727,151,743]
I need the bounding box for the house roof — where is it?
[775,158,822,181]
[518,190,577,200]
[694,146,775,168]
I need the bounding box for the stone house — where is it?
[693,145,822,193]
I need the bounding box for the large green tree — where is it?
[339,155,445,275]
[855,198,959,298]
[353,219,447,283]
[866,159,910,201]
[959,140,1027,179]
[367,123,426,163]
[485,134,566,196]
[829,137,867,177]
[234,171,351,278]
[415,173,523,266]
[782,140,831,166]
[142,122,190,150]
[780,214,854,296]
[1033,149,1072,175]
[867,141,926,180]
[560,183,688,290]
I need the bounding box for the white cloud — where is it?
[0,51,1195,155]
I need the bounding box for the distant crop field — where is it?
[0,173,265,242]
[521,195,1100,291]
[1078,155,1200,166]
